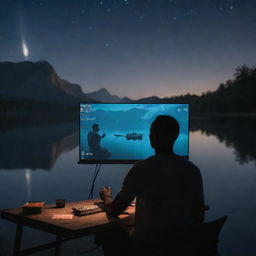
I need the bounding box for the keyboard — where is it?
[72,202,134,216]
[72,205,103,216]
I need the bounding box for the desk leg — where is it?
[55,235,62,256]
[13,224,23,256]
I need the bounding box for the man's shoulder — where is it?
[131,155,201,174]
[177,158,202,181]
[125,156,155,176]
[132,155,156,168]
[170,155,200,173]
[181,158,200,170]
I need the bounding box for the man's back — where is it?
[87,131,101,150]
[122,154,204,240]
[100,115,205,245]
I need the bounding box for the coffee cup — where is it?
[56,199,65,208]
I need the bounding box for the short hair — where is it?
[150,115,180,148]
[92,123,99,130]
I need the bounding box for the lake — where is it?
[0,116,256,255]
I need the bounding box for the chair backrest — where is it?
[142,216,228,256]
[195,215,228,241]
[170,216,228,256]
[182,216,228,255]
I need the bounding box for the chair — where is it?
[137,216,228,256]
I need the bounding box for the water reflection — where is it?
[0,115,256,255]
[191,116,256,165]
[0,117,78,170]
[0,115,255,171]
[25,169,31,201]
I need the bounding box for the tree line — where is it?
[1,64,255,115]
[0,94,77,113]
[164,65,256,115]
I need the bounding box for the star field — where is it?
[1,0,256,99]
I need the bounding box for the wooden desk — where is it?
[0,199,135,256]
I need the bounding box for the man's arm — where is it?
[100,166,139,217]
[99,186,114,211]
[192,169,205,223]
[100,187,133,217]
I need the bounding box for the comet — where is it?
[19,0,29,60]
[22,40,29,59]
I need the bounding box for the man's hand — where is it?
[100,186,112,201]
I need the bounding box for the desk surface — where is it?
[1,200,135,237]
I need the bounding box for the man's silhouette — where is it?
[87,123,110,159]
[99,115,204,254]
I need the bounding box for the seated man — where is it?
[99,115,204,254]
[87,123,110,159]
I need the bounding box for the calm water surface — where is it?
[0,117,256,255]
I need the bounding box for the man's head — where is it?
[150,115,180,154]
[92,123,99,132]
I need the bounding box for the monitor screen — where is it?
[79,103,189,164]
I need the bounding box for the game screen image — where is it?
[79,103,189,163]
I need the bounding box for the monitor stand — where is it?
[88,164,102,199]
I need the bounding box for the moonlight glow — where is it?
[22,41,29,59]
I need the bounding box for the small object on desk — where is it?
[72,205,103,216]
[52,214,73,220]
[74,205,99,211]
[72,205,130,216]
[56,199,66,208]
[22,201,45,215]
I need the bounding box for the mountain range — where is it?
[1,61,255,115]
[86,87,132,103]
[0,61,135,105]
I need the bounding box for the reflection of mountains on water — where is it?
[191,116,256,165]
[0,112,77,131]
[1,114,255,170]
[0,120,78,170]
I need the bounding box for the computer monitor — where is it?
[79,103,189,164]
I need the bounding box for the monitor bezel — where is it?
[78,102,190,164]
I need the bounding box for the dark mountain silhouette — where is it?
[0,61,133,108]
[0,61,94,105]
[122,96,133,102]
[1,61,255,114]
[85,88,132,103]
[134,96,162,103]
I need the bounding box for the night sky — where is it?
[1,0,256,99]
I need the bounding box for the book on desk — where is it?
[22,201,45,214]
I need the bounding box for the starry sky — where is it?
[1,0,256,99]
